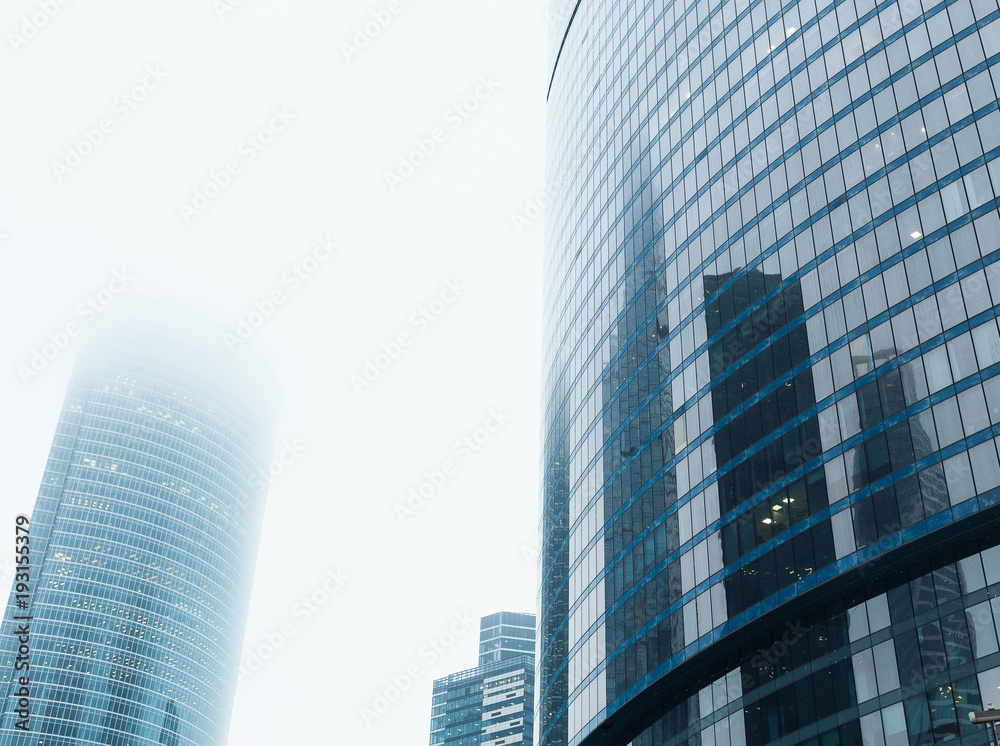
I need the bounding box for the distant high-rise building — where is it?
[541,0,1000,744]
[430,612,536,746]
[0,319,277,745]
[479,611,537,666]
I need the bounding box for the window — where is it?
[853,649,878,701]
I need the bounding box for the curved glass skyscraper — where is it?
[540,0,1000,744]
[0,320,276,745]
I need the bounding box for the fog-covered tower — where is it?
[0,319,277,745]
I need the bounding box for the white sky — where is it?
[0,1,548,742]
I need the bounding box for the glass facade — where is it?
[621,534,1000,746]
[430,613,537,746]
[0,326,276,745]
[540,0,1000,743]
[481,611,539,666]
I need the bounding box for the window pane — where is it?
[941,610,974,669]
[860,711,886,746]
[954,674,984,737]
[927,684,960,742]
[882,702,909,746]
[874,640,901,694]
[853,649,878,702]
[957,554,987,593]
[924,346,953,393]
[944,452,975,505]
[917,621,947,679]
[849,603,871,642]
[966,601,999,658]
[903,695,932,746]
[979,665,1000,708]
[973,320,1000,367]
[867,594,891,632]
[969,440,1000,493]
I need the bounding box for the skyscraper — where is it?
[430,612,536,746]
[541,0,1000,744]
[479,610,538,666]
[0,318,277,745]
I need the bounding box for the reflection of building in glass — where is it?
[0,323,276,745]
[598,156,679,724]
[850,344,950,541]
[541,0,1000,742]
[429,612,535,746]
[703,271,835,614]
